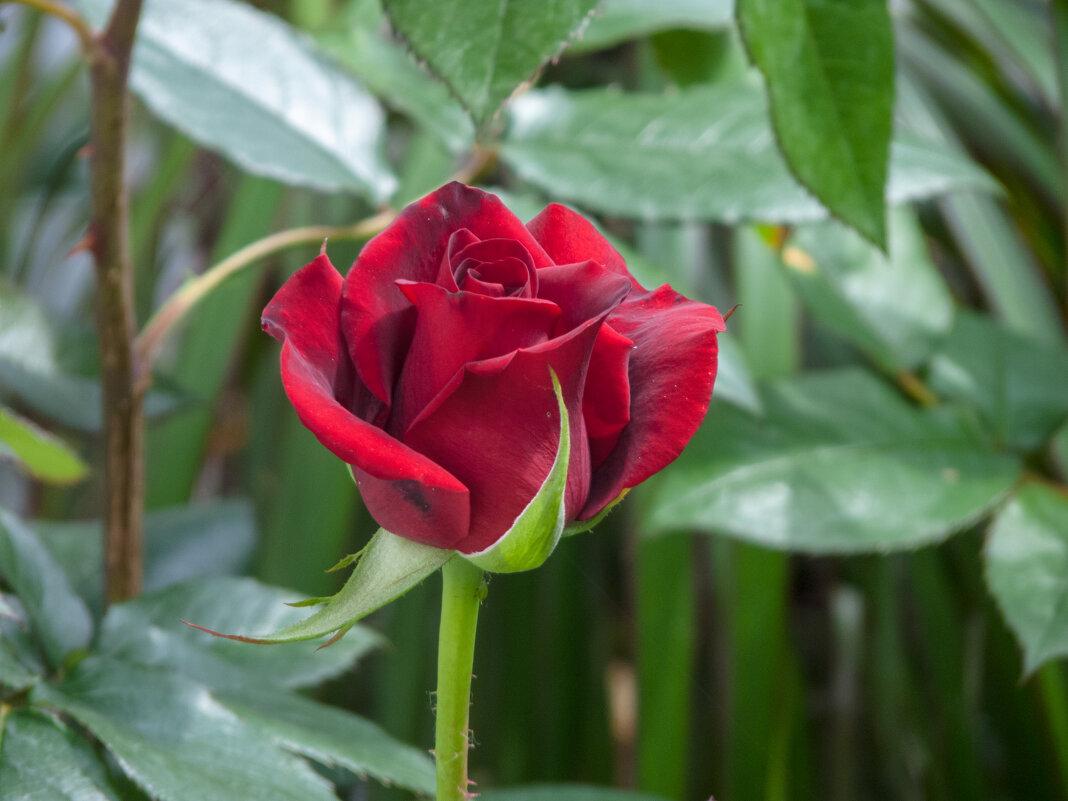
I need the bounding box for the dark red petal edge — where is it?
[263,254,470,549]
[526,203,641,288]
[581,286,726,519]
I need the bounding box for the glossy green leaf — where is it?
[97,576,381,691]
[0,285,181,432]
[501,81,995,224]
[382,0,600,123]
[0,597,45,684]
[0,508,91,668]
[35,501,256,617]
[235,528,450,643]
[481,787,670,801]
[0,710,112,801]
[0,404,87,484]
[573,0,733,52]
[986,483,1068,674]
[77,0,395,199]
[466,370,569,573]
[739,0,894,247]
[927,311,1068,451]
[643,369,1021,552]
[34,658,338,801]
[216,686,436,794]
[783,209,953,370]
[0,635,39,692]
[317,26,474,154]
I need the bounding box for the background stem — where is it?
[88,0,145,604]
[435,557,484,801]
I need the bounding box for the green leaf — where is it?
[738,0,894,247]
[501,81,995,224]
[986,483,1068,675]
[0,284,182,432]
[895,73,1065,346]
[715,333,763,414]
[0,634,40,692]
[783,209,954,370]
[77,0,395,199]
[35,500,256,618]
[317,26,474,154]
[96,576,381,691]
[466,370,569,572]
[481,787,671,801]
[0,710,112,801]
[34,658,339,801]
[927,312,1068,451]
[0,508,91,668]
[382,0,600,124]
[733,227,800,380]
[229,528,451,643]
[0,404,87,484]
[572,0,733,52]
[215,686,436,794]
[0,597,46,684]
[642,368,1021,552]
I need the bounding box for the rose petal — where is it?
[434,229,479,291]
[527,203,640,287]
[392,281,562,435]
[581,286,725,519]
[583,323,633,470]
[342,183,553,406]
[405,318,604,553]
[263,255,470,548]
[459,257,535,298]
[536,260,632,333]
[451,237,538,296]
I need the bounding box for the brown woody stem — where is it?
[88,0,145,605]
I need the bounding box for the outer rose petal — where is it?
[263,254,470,549]
[583,323,633,470]
[405,318,604,554]
[581,285,725,519]
[526,203,640,288]
[391,281,561,435]
[536,260,632,333]
[342,183,554,406]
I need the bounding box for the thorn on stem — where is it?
[68,228,96,258]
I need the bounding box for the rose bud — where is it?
[262,183,724,572]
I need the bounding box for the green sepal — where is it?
[189,528,451,644]
[563,488,629,537]
[464,369,570,574]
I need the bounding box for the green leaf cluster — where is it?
[0,508,435,801]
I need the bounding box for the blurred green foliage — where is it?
[1,0,1068,800]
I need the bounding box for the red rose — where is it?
[262,183,724,566]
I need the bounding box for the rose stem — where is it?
[435,557,485,801]
[87,0,146,605]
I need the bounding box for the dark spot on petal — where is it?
[394,478,432,514]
